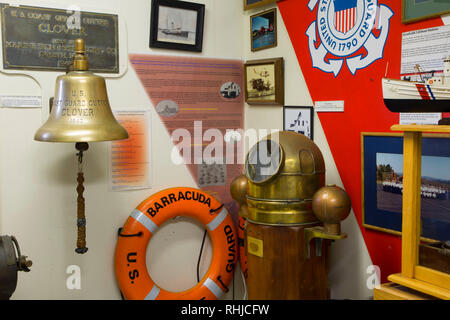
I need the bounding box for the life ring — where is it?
[115,187,237,300]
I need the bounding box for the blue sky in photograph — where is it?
[376,153,450,180]
[252,16,269,31]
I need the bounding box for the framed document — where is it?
[150,0,205,52]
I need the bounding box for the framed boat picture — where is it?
[402,0,450,24]
[244,0,279,11]
[283,106,314,140]
[251,8,277,52]
[244,57,284,106]
[361,132,450,242]
[149,0,205,52]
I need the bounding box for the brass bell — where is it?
[34,38,128,142]
[34,38,129,254]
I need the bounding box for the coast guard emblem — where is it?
[306,0,393,76]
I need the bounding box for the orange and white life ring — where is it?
[114,187,237,300]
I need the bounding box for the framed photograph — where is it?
[150,0,205,52]
[251,8,277,52]
[244,57,284,106]
[244,0,279,11]
[361,132,450,242]
[283,106,314,140]
[402,0,450,24]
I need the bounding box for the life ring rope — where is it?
[115,187,237,300]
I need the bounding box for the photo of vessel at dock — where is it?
[376,152,450,239]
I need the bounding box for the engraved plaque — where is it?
[1,5,119,73]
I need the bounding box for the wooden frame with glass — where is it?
[244,57,284,106]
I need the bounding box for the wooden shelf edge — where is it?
[390,124,450,133]
[388,273,450,300]
[373,283,432,300]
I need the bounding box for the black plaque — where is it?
[1,5,119,73]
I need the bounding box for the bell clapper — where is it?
[75,142,89,254]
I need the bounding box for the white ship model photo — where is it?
[382,57,450,113]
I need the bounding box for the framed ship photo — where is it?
[244,0,279,11]
[361,132,450,242]
[283,106,314,140]
[150,0,205,52]
[244,57,284,106]
[251,8,277,52]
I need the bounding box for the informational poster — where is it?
[130,55,244,220]
[401,25,450,76]
[109,110,152,191]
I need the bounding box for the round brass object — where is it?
[312,185,351,235]
[244,131,326,225]
[230,174,248,205]
[34,38,128,143]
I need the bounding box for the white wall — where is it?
[0,0,373,300]
[0,0,244,300]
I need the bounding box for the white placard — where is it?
[399,113,442,125]
[401,25,450,75]
[314,100,344,112]
[0,95,41,108]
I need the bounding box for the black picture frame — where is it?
[250,8,277,52]
[150,0,205,52]
[361,132,450,242]
[283,106,314,140]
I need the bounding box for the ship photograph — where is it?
[157,5,197,45]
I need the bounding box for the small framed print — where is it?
[244,0,279,11]
[150,0,205,52]
[283,106,314,140]
[251,8,277,52]
[244,57,284,106]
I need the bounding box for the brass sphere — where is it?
[312,185,351,235]
[230,174,248,205]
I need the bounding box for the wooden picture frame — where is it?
[251,8,277,52]
[361,132,450,242]
[402,0,450,24]
[150,0,205,52]
[244,0,279,11]
[283,106,314,140]
[244,57,284,106]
